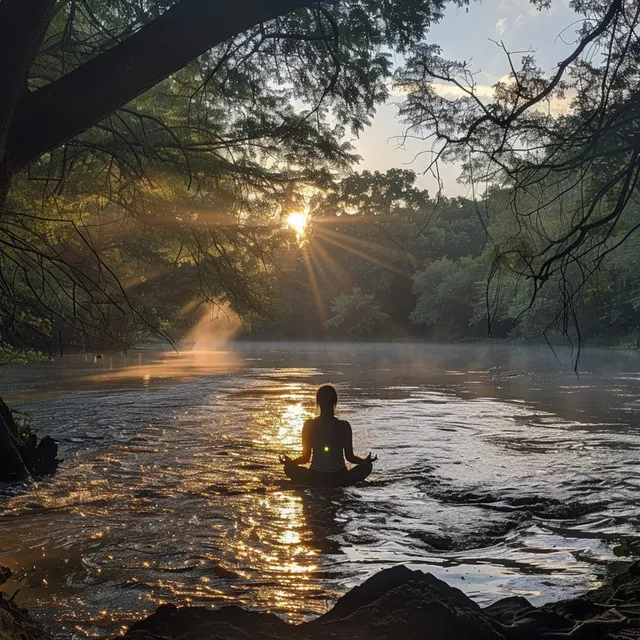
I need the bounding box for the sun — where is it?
[286,212,308,242]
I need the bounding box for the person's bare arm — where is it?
[343,421,368,464]
[289,420,312,465]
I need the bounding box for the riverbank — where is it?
[4,562,640,640]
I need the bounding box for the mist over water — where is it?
[1,342,640,637]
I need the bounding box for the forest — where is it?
[1,0,639,358]
[4,162,640,355]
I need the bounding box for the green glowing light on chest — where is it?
[323,445,330,452]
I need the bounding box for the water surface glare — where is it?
[1,343,640,636]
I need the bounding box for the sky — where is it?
[354,0,581,198]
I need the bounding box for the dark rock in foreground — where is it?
[3,563,640,639]
[0,595,54,640]
[121,563,640,640]
[0,396,60,482]
[123,605,291,640]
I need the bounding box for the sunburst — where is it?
[286,212,308,243]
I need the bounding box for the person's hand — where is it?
[366,452,378,463]
[279,454,293,465]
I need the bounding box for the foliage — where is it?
[411,256,486,338]
[0,344,49,366]
[397,0,640,345]
[4,1,640,353]
[328,285,389,339]
[1,0,458,354]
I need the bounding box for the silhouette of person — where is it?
[282,384,376,487]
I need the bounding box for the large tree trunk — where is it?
[4,0,315,172]
[0,395,29,481]
[0,0,318,205]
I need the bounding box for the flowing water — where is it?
[1,343,640,637]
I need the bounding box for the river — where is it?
[1,342,639,637]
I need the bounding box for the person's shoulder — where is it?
[335,418,351,430]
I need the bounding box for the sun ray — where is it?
[313,213,403,226]
[307,243,341,294]
[121,266,171,290]
[314,230,411,277]
[308,241,351,290]
[301,245,328,330]
[317,227,413,263]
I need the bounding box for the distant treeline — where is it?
[4,167,640,358]
[249,169,640,347]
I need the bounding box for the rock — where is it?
[306,576,504,640]
[0,397,29,481]
[313,565,426,622]
[483,596,534,625]
[0,396,59,482]
[0,594,53,640]
[546,597,606,623]
[120,563,640,640]
[504,608,573,637]
[314,565,484,623]
[10,562,640,640]
[123,604,292,640]
[0,567,11,586]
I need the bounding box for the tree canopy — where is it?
[0,0,456,353]
[1,0,639,358]
[397,0,640,340]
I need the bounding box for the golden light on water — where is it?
[1,372,342,631]
[286,212,308,242]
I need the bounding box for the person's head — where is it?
[316,384,338,414]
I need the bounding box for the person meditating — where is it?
[282,384,376,487]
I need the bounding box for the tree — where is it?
[410,255,486,339]
[0,0,457,201]
[1,0,460,351]
[328,285,389,338]
[397,0,640,346]
[0,0,457,476]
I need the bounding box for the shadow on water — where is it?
[297,487,346,556]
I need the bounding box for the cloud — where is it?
[495,18,508,35]
[430,82,496,100]
[430,80,573,117]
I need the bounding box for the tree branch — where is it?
[7,0,317,170]
[0,0,56,182]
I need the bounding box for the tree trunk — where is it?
[0,395,29,481]
[5,0,315,171]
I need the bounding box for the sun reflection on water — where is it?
[278,403,307,448]
[0,364,343,633]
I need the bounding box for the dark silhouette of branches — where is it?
[398,0,640,351]
[1,0,456,355]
